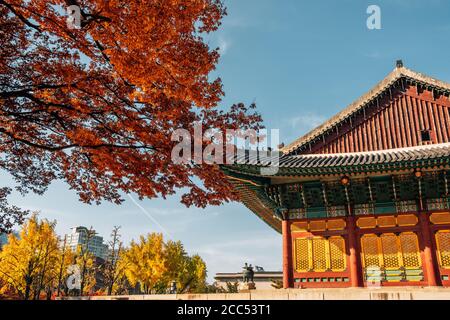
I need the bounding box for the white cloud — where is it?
[218,36,231,56]
[288,113,327,131]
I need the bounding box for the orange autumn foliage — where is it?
[0,0,263,230]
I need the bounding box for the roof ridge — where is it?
[288,142,450,159]
[281,64,450,155]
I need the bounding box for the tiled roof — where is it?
[223,143,450,233]
[230,143,450,176]
[281,65,450,155]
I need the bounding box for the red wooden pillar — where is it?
[418,212,440,286]
[347,215,363,287]
[282,219,293,289]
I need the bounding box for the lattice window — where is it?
[362,233,423,282]
[361,235,382,268]
[294,236,346,273]
[295,239,310,272]
[399,232,421,269]
[436,231,450,269]
[312,238,328,271]
[380,234,402,269]
[329,237,346,271]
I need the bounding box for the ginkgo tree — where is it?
[161,240,207,294]
[121,233,167,294]
[0,215,61,300]
[120,233,207,295]
[0,220,211,298]
[0,0,263,232]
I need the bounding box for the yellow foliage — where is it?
[74,248,97,295]
[121,233,167,294]
[1,223,208,298]
[120,234,207,294]
[0,215,60,300]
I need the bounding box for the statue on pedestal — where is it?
[240,263,256,291]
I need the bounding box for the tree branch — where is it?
[0,0,41,32]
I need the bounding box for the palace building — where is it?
[222,61,450,288]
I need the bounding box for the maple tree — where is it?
[0,0,263,231]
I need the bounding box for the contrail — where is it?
[127,194,173,239]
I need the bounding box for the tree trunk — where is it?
[24,279,32,300]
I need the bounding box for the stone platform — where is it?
[62,287,450,300]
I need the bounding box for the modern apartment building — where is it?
[66,226,108,261]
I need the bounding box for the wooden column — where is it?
[347,215,363,287]
[418,212,440,286]
[282,218,293,289]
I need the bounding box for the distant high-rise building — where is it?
[0,231,19,250]
[66,226,108,260]
[0,233,8,249]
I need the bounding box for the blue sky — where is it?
[3,0,450,282]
